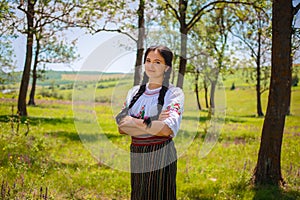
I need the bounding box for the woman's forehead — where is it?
[146,50,164,61]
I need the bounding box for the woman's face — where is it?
[144,50,169,82]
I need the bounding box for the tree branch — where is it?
[293,3,300,15]
[187,1,262,31]
[230,30,257,58]
[94,28,137,42]
[164,0,180,21]
[17,4,28,15]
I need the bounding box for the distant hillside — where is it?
[2,70,126,86]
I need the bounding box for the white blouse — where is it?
[123,83,184,137]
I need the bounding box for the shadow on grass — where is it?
[0,115,11,123]
[225,117,247,123]
[29,116,74,125]
[46,131,122,142]
[46,131,81,141]
[184,114,247,124]
[252,185,300,200]
[239,114,262,118]
[0,115,75,125]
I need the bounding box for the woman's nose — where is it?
[148,63,155,68]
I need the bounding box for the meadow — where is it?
[0,71,299,199]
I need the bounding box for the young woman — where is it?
[116,45,184,200]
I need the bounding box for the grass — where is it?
[0,72,299,199]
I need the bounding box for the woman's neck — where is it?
[148,82,162,90]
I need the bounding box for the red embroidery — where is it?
[167,103,182,115]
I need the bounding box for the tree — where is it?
[163,0,259,88]
[17,0,36,116]
[204,6,234,111]
[28,34,78,105]
[253,0,297,186]
[27,1,78,105]
[16,0,77,114]
[73,0,147,86]
[230,0,272,116]
[133,0,145,86]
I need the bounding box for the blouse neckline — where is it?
[145,83,161,95]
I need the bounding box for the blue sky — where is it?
[13,29,136,73]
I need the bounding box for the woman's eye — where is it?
[156,62,161,64]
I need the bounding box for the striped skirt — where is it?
[130,136,177,200]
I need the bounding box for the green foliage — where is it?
[292,74,299,86]
[0,35,17,84]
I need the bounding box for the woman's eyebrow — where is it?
[146,57,163,62]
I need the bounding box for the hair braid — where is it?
[128,72,148,109]
[115,72,148,124]
[151,68,171,121]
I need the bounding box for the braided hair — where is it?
[116,45,173,127]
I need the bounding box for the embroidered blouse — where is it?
[123,83,184,137]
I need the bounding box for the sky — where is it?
[13,29,137,73]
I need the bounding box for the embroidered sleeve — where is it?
[162,87,184,137]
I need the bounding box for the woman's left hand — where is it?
[158,110,170,121]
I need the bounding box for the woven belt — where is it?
[131,136,172,146]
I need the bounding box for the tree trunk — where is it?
[177,30,187,88]
[195,69,201,110]
[209,67,220,113]
[210,80,217,115]
[256,28,264,116]
[176,0,188,89]
[204,79,209,108]
[171,55,178,85]
[28,38,40,106]
[17,1,35,116]
[253,0,292,186]
[133,0,145,86]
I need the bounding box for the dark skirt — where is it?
[130,138,177,200]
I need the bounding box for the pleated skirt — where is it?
[130,138,177,200]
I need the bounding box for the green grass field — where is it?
[0,71,299,199]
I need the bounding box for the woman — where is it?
[116,45,184,200]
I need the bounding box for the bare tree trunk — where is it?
[17,1,35,116]
[176,0,188,89]
[204,79,209,108]
[171,55,178,85]
[209,67,219,114]
[177,32,187,88]
[28,38,40,106]
[256,26,264,117]
[133,0,145,86]
[253,0,292,186]
[210,80,217,115]
[194,69,201,110]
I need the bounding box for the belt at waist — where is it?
[131,135,172,146]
